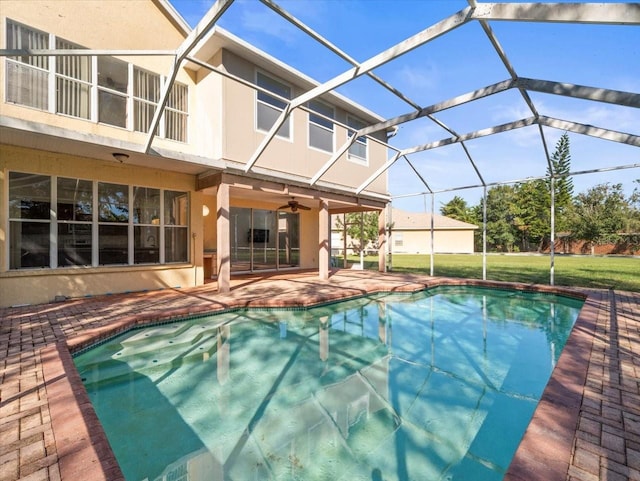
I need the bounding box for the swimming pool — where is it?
[74,286,583,481]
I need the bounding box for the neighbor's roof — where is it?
[391,208,478,230]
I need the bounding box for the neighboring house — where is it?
[0,1,392,307]
[390,209,478,254]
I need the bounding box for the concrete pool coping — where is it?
[1,271,638,480]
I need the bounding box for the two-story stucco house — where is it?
[0,0,392,307]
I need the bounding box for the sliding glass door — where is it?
[230,207,299,272]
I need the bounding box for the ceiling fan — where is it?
[278,197,311,212]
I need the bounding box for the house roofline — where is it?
[153,0,192,37]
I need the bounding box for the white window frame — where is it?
[394,232,404,247]
[255,70,293,141]
[96,55,129,129]
[4,20,50,110]
[4,19,188,142]
[7,171,190,270]
[164,80,189,143]
[307,99,335,153]
[346,115,369,166]
[54,37,92,120]
[133,65,160,134]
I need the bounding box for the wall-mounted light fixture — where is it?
[202,205,210,217]
[112,152,129,163]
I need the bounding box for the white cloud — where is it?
[395,64,439,91]
[236,3,300,45]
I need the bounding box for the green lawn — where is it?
[337,254,640,292]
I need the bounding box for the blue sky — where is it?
[171,0,639,212]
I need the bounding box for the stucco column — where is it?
[319,199,329,280]
[216,183,231,293]
[378,208,386,272]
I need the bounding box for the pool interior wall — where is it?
[74,286,584,481]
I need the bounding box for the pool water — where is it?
[74,286,584,481]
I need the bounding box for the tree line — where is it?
[440,133,640,254]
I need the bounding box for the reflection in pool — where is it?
[74,286,583,481]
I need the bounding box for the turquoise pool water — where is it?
[74,286,583,481]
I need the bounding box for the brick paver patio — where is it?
[1,271,638,481]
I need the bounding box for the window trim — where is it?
[4,20,50,110]
[255,70,293,142]
[346,114,369,166]
[307,99,335,154]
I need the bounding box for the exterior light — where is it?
[203,205,210,217]
[112,152,129,163]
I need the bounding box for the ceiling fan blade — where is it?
[297,204,311,210]
[278,205,291,210]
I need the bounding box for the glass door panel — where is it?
[229,207,300,272]
[251,209,277,271]
[230,207,251,272]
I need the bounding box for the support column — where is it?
[378,208,386,272]
[319,199,329,280]
[550,177,556,286]
[430,193,435,277]
[216,183,230,293]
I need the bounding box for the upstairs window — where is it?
[133,67,160,133]
[256,71,291,139]
[165,82,188,142]
[5,20,49,110]
[55,38,91,119]
[97,56,128,128]
[347,115,368,164]
[308,99,334,153]
[4,19,188,142]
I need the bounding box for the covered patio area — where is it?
[0,270,638,481]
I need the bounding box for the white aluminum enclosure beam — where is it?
[288,6,472,110]
[517,78,640,108]
[311,78,514,185]
[243,6,473,173]
[259,0,422,111]
[402,117,538,157]
[405,157,433,193]
[344,77,639,191]
[355,152,403,195]
[471,3,640,24]
[356,116,535,194]
[310,137,358,186]
[0,49,175,57]
[537,117,640,146]
[357,113,640,196]
[355,78,637,143]
[145,0,234,153]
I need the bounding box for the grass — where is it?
[337,253,640,292]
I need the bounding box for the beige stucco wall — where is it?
[392,229,476,254]
[0,145,205,307]
[193,50,225,160]
[218,50,388,195]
